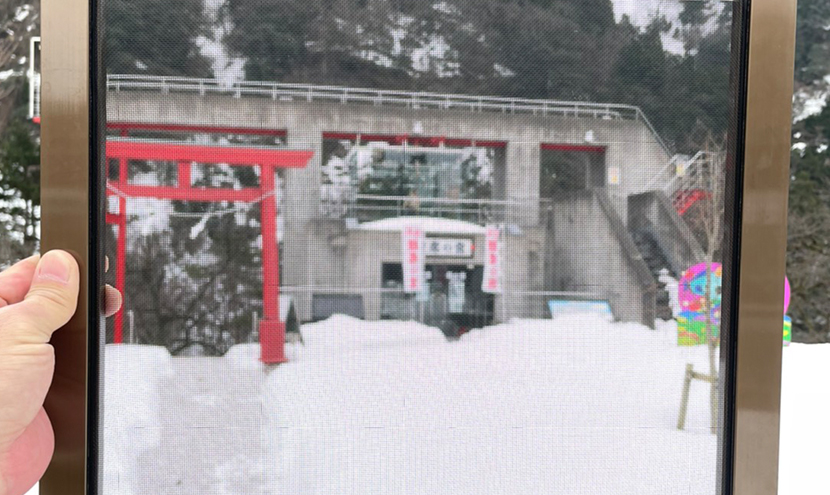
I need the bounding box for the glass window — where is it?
[57,0,756,493]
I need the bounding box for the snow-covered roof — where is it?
[355,216,486,235]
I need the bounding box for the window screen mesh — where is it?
[98,1,743,493]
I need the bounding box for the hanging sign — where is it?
[402,225,426,293]
[482,225,503,294]
[425,237,474,258]
[607,166,621,185]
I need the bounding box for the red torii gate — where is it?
[105,139,313,364]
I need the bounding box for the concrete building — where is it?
[105,76,703,329]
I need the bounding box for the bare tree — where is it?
[677,131,727,434]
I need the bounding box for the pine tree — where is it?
[794,0,830,84]
[105,0,212,76]
[0,118,39,259]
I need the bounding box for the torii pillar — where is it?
[105,139,313,364]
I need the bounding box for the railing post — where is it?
[199,81,205,96]
[127,310,135,344]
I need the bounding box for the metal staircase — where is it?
[630,222,676,320]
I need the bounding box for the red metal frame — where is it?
[105,139,312,364]
[540,143,606,154]
[675,189,712,216]
[107,122,288,137]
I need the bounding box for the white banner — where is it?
[482,225,503,294]
[401,225,426,293]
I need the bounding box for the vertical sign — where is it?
[402,225,426,293]
[482,225,503,294]
[448,279,465,313]
[607,166,621,185]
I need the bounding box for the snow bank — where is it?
[224,343,266,372]
[265,315,718,495]
[296,314,446,355]
[778,344,830,495]
[96,317,829,494]
[357,216,486,235]
[103,345,173,495]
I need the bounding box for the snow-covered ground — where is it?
[267,316,716,495]
[778,344,830,495]
[22,314,828,495]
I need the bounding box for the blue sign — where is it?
[548,300,614,320]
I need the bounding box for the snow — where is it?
[267,315,718,495]
[98,314,829,494]
[357,216,486,234]
[103,345,174,495]
[197,0,245,87]
[13,6,30,23]
[224,343,266,372]
[410,34,460,77]
[794,88,829,122]
[612,0,685,55]
[658,269,681,317]
[778,344,830,495]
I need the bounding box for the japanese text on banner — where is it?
[401,226,426,293]
[482,225,502,294]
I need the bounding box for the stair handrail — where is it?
[642,153,692,192]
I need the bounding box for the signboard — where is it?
[482,225,503,294]
[548,300,614,320]
[448,279,466,313]
[401,226,426,293]
[607,166,621,185]
[676,264,792,347]
[425,237,474,258]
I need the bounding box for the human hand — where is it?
[0,251,121,495]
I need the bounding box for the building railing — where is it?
[101,74,671,154]
[29,72,672,155]
[321,189,542,225]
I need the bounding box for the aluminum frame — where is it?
[38,0,796,493]
[722,0,797,493]
[39,0,104,493]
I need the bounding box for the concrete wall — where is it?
[628,191,704,275]
[106,92,667,326]
[547,190,656,326]
[106,91,670,221]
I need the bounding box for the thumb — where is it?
[0,251,80,346]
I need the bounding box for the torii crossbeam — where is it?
[105,139,313,364]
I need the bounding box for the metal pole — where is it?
[127,310,135,344]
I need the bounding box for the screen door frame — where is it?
[37,0,796,493]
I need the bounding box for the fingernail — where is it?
[35,251,72,285]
